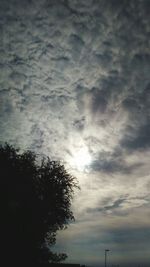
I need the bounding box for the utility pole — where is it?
[105,249,110,267]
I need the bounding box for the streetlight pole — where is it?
[105,249,110,267]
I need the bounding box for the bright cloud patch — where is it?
[68,146,92,172]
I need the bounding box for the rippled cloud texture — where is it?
[0,0,150,266]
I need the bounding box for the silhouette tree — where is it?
[0,143,78,266]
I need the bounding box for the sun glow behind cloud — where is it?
[68,146,92,172]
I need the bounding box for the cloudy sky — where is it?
[0,0,150,266]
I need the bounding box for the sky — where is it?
[0,0,150,266]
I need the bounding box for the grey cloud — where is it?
[87,197,127,214]
[90,87,108,114]
[122,98,140,112]
[89,149,143,174]
[53,56,70,70]
[131,53,150,74]
[91,159,134,174]
[121,123,150,151]
[120,85,150,152]
[109,227,150,245]
[68,34,85,60]
[73,117,85,131]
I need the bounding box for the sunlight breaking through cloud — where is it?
[68,146,92,172]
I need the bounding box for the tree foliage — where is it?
[0,143,78,266]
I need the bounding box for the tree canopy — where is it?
[0,143,78,266]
